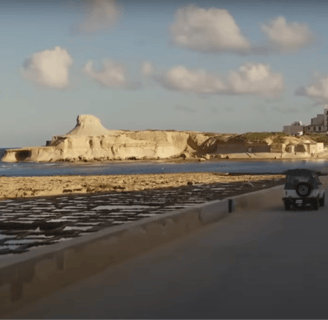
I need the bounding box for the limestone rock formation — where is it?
[2,115,200,162]
[65,115,112,136]
[1,115,326,163]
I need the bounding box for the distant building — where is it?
[305,107,328,133]
[283,121,304,135]
[283,106,328,134]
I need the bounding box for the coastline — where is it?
[20,156,328,165]
[102,157,327,163]
[2,116,327,164]
[0,172,285,200]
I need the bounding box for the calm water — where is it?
[1,148,328,177]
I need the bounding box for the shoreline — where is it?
[3,157,327,165]
[0,172,285,200]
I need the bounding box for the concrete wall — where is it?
[324,108,328,127]
[249,146,271,152]
[317,143,324,153]
[216,144,270,154]
[311,114,324,126]
[216,145,249,154]
[1,177,328,317]
[284,143,324,154]
[231,184,284,211]
[0,199,231,317]
[294,144,307,153]
[305,143,324,154]
[270,144,284,153]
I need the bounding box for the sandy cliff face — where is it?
[1,115,325,163]
[2,115,212,162]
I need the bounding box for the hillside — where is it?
[302,133,328,146]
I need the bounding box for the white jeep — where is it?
[283,169,325,210]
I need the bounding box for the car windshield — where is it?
[287,175,312,184]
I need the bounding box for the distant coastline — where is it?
[4,115,328,164]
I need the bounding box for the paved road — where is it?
[7,186,328,319]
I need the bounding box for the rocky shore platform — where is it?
[0,173,285,256]
[0,172,285,199]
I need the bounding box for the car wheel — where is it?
[284,201,291,211]
[319,192,325,207]
[295,182,312,198]
[313,198,319,210]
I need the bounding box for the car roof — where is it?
[284,169,319,176]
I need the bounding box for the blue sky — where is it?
[1,0,328,147]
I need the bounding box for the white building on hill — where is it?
[305,107,328,133]
[283,106,328,134]
[283,121,304,135]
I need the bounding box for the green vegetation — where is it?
[244,132,286,140]
[202,131,328,146]
[237,132,289,143]
[271,132,290,143]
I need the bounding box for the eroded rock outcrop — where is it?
[2,115,205,162]
[2,115,326,163]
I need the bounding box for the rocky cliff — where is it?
[2,115,213,162]
[1,115,323,163]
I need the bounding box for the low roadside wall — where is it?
[231,184,284,211]
[0,199,230,317]
[1,177,328,318]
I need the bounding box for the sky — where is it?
[1,0,328,147]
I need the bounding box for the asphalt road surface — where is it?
[7,185,328,319]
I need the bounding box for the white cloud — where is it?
[261,16,314,52]
[156,66,228,94]
[71,0,122,35]
[228,63,284,97]
[169,5,315,55]
[152,63,283,97]
[84,59,139,89]
[141,61,154,76]
[22,47,72,89]
[295,76,328,102]
[170,5,251,54]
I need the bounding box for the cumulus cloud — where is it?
[156,66,228,94]
[261,16,314,52]
[169,5,315,55]
[170,5,251,54]
[228,64,284,97]
[152,63,283,97]
[22,47,72,89]
[295,76,328,102]
[141,61,154,76]
[71,0,122,35]
[84,59,139,89]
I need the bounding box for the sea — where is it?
[1,148,328,177]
